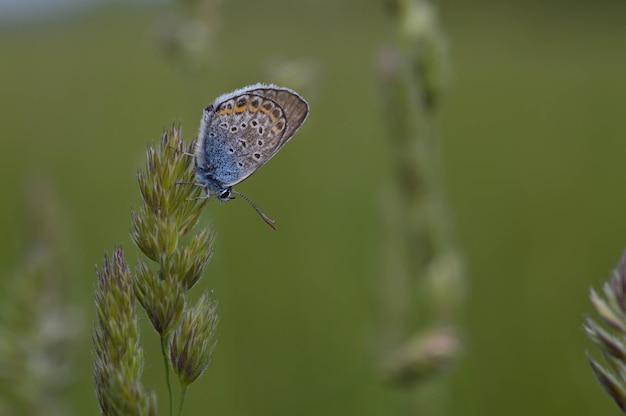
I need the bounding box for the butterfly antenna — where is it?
[232,190,276,230]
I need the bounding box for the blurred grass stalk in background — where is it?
[0,179,80,416]
[158,0,222,69]
[376,0,464,411]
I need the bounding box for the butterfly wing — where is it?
[197,84,309,189]
[242,85,309,158]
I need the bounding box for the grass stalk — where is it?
[376,0,463,413]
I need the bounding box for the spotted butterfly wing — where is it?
[195,83,309,195]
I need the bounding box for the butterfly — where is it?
[194,83,309,229]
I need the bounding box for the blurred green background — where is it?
[2,0,626,414]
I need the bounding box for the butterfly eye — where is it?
[218,188,232,201]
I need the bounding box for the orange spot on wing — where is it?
[218,108,232,115]
[260,102,273,114]
[248,101,260,113]
[269,108,281,122]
